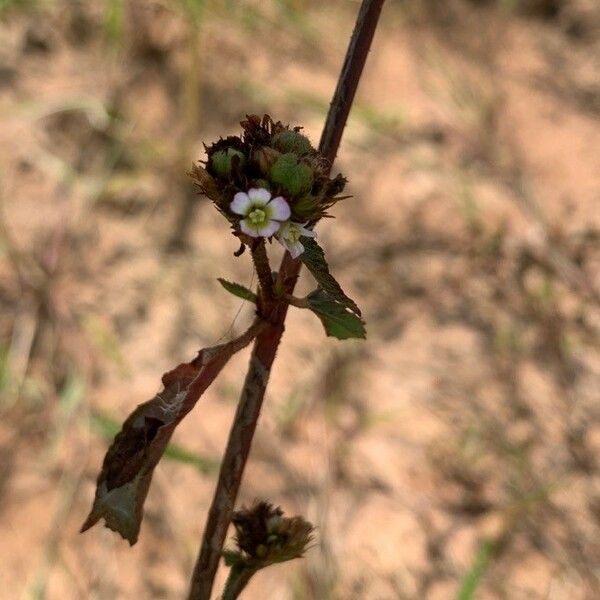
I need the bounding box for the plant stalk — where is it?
[187,2,385,598]
[221,565,258,600]
[250,241,275,305]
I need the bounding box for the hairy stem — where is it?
[221,565,258,600]
[250,240,274,306]
[187,2,385,598]
[317,1,386,164]
[187,320,285,600]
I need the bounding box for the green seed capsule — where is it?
[292,194,319,219]
[210,148,246,178]
[270,153,313,197]
[271,130,313,155]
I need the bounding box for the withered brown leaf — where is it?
[81,321,266,544]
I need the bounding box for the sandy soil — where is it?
[0,1,599,598]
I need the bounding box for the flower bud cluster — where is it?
[229,501,314,566]
[189,114,347,257]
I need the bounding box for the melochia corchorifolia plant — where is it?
[81,114,363,564]
[81,1,385,597]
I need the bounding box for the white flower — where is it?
[275,221,315,258]
[230,188,291,238]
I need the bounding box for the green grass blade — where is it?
[456,539,494,600]
[104,0,124,48]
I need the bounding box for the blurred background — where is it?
[1,0,599,598]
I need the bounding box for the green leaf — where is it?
[300,238,361,316]
[307,289,366,340]
[217,278,257,303]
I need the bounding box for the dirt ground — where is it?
[1,0,599,598]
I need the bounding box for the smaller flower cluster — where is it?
[228,501,314,566]
[189,114,347,258]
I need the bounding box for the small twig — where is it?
[250,241,275,305]
[187,2,385,598]
[221,565,257,600]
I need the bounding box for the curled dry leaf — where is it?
[81,321,266,545]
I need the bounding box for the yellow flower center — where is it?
[287,225,301,243]
[248,208,267,225]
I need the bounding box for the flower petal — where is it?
[247,188,271,205]
[231,192,252,215]
[276,235,304,258]
[240,219,261,237]
[297,224,316,238]
[276,221,291,238]
[256,221,281,238]
[287,241,305,258]
[268,196,291,221]
[276,234,291,252]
